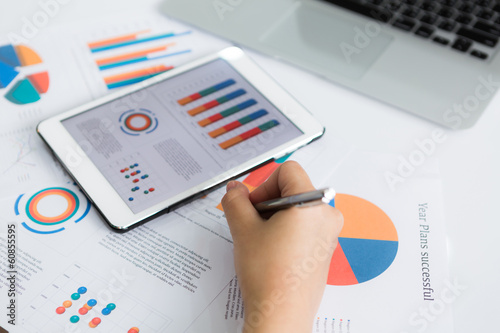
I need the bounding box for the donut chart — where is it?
[14,185,91,234]
[119,108,158,136]
[0,44,49,104]
[327,194,398,285]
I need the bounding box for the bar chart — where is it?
[85,29,193,90]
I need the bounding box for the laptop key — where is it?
[421,13,438,24]
[393,17,417,30]
[470,49,488,59]
[403,7,421,18]
[474,21,500,37]
[433,36,451,44]
[456,14,473,25]
[476,9,494,20]
[452,37,473,51]
[420,1,438,12]
[439,20,457,31]
[415,25,435,37]
[322,0,393,22]
[438,7,455,18]
[457,26,499,46]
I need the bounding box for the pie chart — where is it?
[0,44,49,104]
[327,194,398,285]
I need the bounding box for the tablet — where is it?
[37,47,324,231]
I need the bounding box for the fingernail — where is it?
[226,181,239,191]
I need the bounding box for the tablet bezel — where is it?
[37,47,325,231]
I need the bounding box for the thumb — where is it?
[221,181,263,239]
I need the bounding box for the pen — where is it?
[254,188,335,213]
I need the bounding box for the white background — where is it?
[1,0,499,331]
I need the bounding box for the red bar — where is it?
[240,127,262,140]
[223,121,241,131]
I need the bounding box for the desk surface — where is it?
[2,1,499,331]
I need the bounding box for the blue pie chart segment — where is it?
[338,237,399,284]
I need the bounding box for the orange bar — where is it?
[208,127,227,138]
[104,65,173,84]
[219,136,243,150]
[198,118,212,127]
[187,105,207,116]
[178,96,194,105]
[95,44,174,66]
[87,29,151,49]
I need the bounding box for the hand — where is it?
[221,161,343,333]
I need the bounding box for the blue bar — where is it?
[248,109,268,120]
[91,31,192,53]
[213,79,236,91]
[99,49,191,70]
[220,89,246,101]
[107,74,157,89]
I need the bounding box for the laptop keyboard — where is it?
[323,0,500,60]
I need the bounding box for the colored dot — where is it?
[70,315,80,323]
[91,317,101,325]
[144,190,149,194]
[134,163,139,167]
[129,197,134,201]
[84,304,92,310]
[125,175,130,179]
[135,186,140,190]
[63,300,72,308]
[71,293,80,300]
[141,176,145,179]
[56,306,65,314]
[133,179,139,183]
[79,307,88,315]
[128,327,140,333]
[131,188,136,192]
[149,188,155,192]
[78,287,87,294]
[136,170,141,174]
[106,303,116,311]
[125,168,129,171]
[87,299,97,307]
[120,169,125,173]
[101,307,111,316]
[131,172,137,176]
[144,174,149,178]
[89,322,97,328]
[130,165,134,168]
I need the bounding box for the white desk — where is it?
[2,1,499,331]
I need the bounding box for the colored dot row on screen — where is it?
[208,110,268,138]
[120,163,139,173]
[128,327,140,333]
[219,120,279,150]
[129,188,155,201]
[187,89,246,116]
[197,99,257,127]
[177,79,236,106]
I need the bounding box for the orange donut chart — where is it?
[124,113,152,132]
[26,188,79,225]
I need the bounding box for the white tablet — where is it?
[37,47,324,231]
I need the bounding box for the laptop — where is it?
[161,0,500,129]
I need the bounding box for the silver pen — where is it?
[254,188,335,213]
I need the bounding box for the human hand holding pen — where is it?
[221,161,343,333]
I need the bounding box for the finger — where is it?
[250,161,315,203]
[221,181,263,238]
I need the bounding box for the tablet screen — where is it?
[62,59,303,213]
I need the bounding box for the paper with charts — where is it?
[0,9,451,333]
